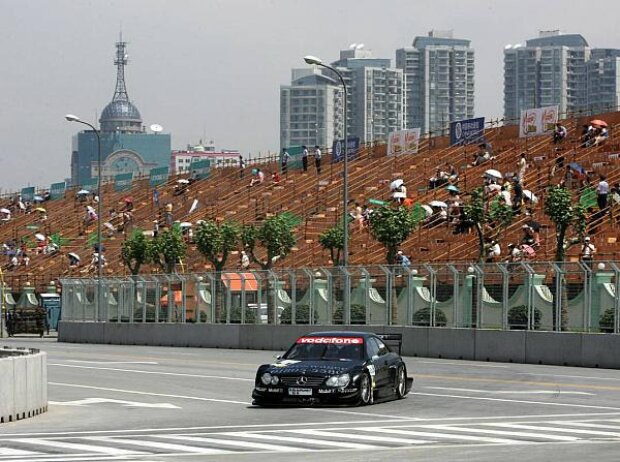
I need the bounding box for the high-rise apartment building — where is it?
[503,31,590,122]
[396,30,475,135]
[280,46,404,150]
[587,48,620,115]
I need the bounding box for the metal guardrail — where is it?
[60,261,620,334]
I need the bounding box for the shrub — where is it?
[599,308,616,333]
[217,306,257,324]
[333,303,367,324]
[412,307,447,327]
[508,305,542,330]
[280,304,317,324]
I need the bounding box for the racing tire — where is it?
[358,372,373,406]
[395,365,407,399]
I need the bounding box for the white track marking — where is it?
[86,437,232,455]
[48,398,179,409]
[490,423,620,437]
[48,364,253,382]
[423,425,578,441]
[236,431,383,449]
[66,360,159,365]
[288,429,430,445]
[417,360,509,368]
[158,434,312,452]
[549,421,620,430]
[48,382,250,405]
[517,373,620,382]
[425,387,594,396]
[413,392,620,410]
[7,438,146,455]
[360,427,526,444]
[303,406,417,420]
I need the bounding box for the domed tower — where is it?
[99,39,143,133]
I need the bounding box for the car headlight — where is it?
[270,375,280,385]
[261,372,273,385]
[326,373,350,388]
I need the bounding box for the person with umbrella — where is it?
[553,122,567,144]
[68,252,81,268]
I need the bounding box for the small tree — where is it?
[195,219,240,271]
[544,185,587,261]
[150,226,186,274]
[368,206,419,264]
[121,229,151,275]
[319,224,344,265]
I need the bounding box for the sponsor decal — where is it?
[318,389,336,394]
[367,365,375,376]
[267,388,283,393]
[271,360,300,368]
[297,336,364,345]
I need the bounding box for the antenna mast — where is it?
[112,35,129,102]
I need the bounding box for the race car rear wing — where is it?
[377,333,403,355]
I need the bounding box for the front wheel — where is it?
[358,372,373,406]
[395,365,407,399]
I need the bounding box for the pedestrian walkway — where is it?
[2,417,620,460]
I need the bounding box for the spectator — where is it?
[517,153,528,183]
[9,254,18,270]
[506,243,522,262]
[314,145,322,174]
[428,167,450,190]
[486,240,501,262]
[594,126,609,146]
[281,149,291,175]
[512,179,523,213]
[580,236,596,268]
[240,250,250,269]
[553,123,567,144]
[21,253,30,267]
[239,155,246,179]
[301,146,309,172]
[271,171,281,184]
[597,174,609,210]
[249,168,265,187]
[396,250,411,267]
[471,145,491,166]
[153,220,159,238]
[582,124,595,147]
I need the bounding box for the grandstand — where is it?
[2,111,620,292]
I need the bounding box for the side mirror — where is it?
[274,354,282,360]
[371,355,379,362]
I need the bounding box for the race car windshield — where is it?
[284,343,364,361]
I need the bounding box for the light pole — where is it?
[65,114,103,319]
[304,55,348,267]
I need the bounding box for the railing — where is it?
[60,261,620,334]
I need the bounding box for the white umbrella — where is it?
[33,195,44,202]
[68,252,81,261]
[421,204,433,216]
[392,191,406,200]
[77,189,90,195]
[196,219,206,225]
[86,205,95,213]
[177,179,190,184]
[429,200,448,208]
[103,222,115,231]
[484,169,502,180]
[487,183,502,192]
[180,222,192,228]
[523,190,539,204]
[390,179,404,191]
[188,198,198,214]
[0,208,10,214]
[34,233,46,241]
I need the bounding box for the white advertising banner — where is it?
[387,128,421,155]
[519,105,558,138]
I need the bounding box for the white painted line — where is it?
[236,431,381,449]
[490,423,620,437]
[66,360,159,365]
[8,438,146,456]
[86,437,231,455]
[48,382,250,405]
[424,425,578,442]
[48,364,253,382]
[425,387,595,396]
[158,434,310,452]
[303,406,417,421]
[518,373,620,382]
[418,360,509,368]
[48,398,179,409]
[288,429,429,445]
[0,447,42,456]
[361,427,525,444]
[548,421,620,430]
[413,392,620,411]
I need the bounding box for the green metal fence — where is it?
[60,262,620,333]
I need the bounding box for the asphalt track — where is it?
[2,335,620,461]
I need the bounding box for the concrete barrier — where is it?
[0,348,47,424]
[58,321,620,369]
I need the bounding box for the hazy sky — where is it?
[2,0,620,192]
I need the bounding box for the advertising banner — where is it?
[387,128,421,156]
[81,177,99,192]
[114,172,133,192]
[190,159,211,180]
[149,166,169,187]
[21,186,35,202]
[49,182,66,200]
[331,137,360,163]
[519,105,558,137]
[450,117,485,146]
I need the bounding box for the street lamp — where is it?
[65,114,103,320]
[304,55,349,267]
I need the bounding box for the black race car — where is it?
[252,331,413,406]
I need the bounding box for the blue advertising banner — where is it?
[450,117,485,146]
[149,166,169,187]
[190,159,211,180]
[21,186,35,202]
[81,177,99,192]
[332,137,360,163]
[49,182,66,200]
[114,172,133,192]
